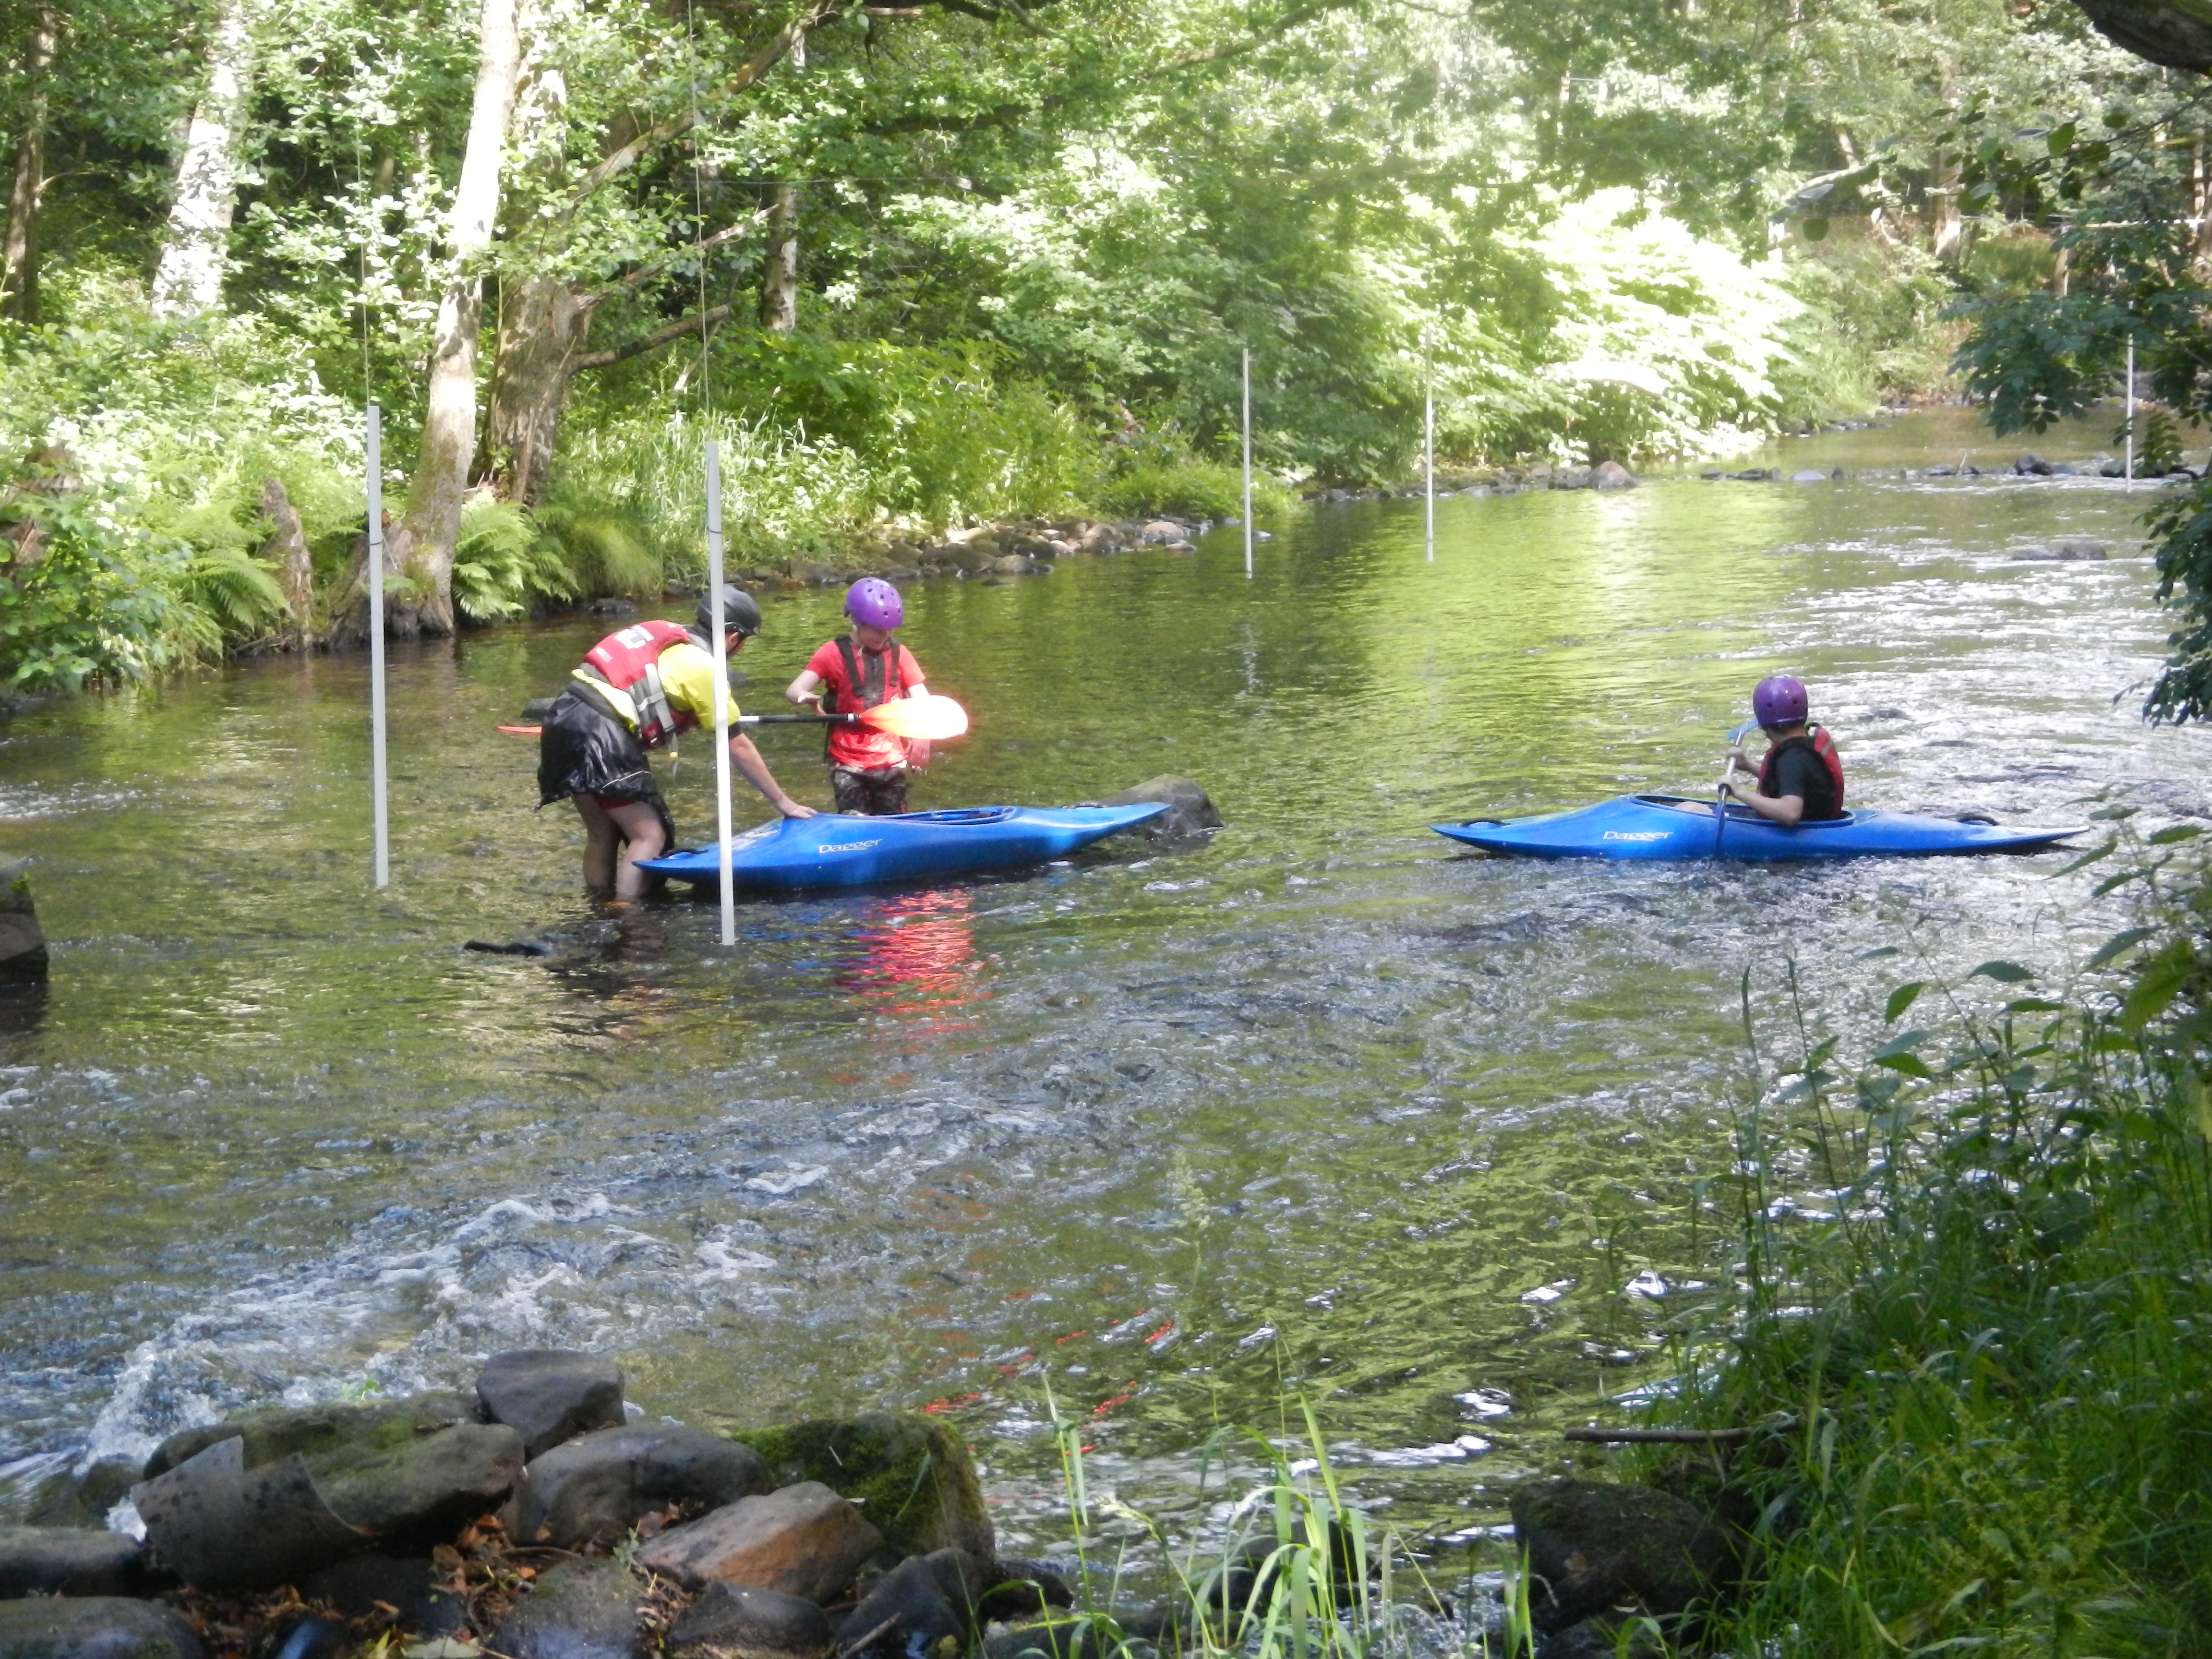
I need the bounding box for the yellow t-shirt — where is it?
[574,639,736,732]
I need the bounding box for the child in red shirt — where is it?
[783,578,931,815]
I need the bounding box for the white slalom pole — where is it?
[1241,348,1254,580]
[365,403,389,889]
[1423,336,1435,563]
[2126,332,2137,483]
[705,440,736,947]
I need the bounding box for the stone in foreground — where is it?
[490,1558,644,1659]
[0,1596,204,1659]
[665,1583,834,1659]
[1509,1478,1734,1631]
[0,1527,149,1598]
[506,1424,771,1549]
[477,1349,626,1459]
[634,1482,880,1600]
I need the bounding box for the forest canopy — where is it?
[0,0,2184,684]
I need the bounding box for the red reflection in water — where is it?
[835,887,985,1032]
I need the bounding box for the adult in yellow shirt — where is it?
[537,587,815,898]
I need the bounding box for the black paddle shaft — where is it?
[738,712,861,726]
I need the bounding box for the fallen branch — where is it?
[1563,1427,1752,1445]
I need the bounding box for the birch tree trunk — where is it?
[2,7,57,325]
[382,0,521,638]
[759,182,798,331]
[1930,149,1963,264]
[150,0,256,318]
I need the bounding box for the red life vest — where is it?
[819,636,906,760]
[579,620,697,748]
[1759,724,1846,813]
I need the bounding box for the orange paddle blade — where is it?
[498,724,543,737]
[858,694,968,741]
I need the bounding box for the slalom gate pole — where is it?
[1242,348,1254,580]
[2126,333,2136,483]
[365,403,389,889]
[1423,339,1435,563]
[706,439,736,947]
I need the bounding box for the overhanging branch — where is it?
[572,303,736,372]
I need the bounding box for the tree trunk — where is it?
[384,0,521,638]
[759,182,798,332]
[2,7,56,325]
[150,0,256,318]
[482,276,589,507]
[1930,149,1963,264]
[259,477,313,649]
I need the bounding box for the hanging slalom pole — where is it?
[705,439,736,947]
[1422,327,1436,564]
[1241,348,1254,580]
[365,403,389,889]
[2125,331,2137,484]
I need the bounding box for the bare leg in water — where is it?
[573,796,668,899]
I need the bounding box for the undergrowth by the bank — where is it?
[1642,805,2212,1657]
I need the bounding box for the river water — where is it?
[0,409,2206,1572]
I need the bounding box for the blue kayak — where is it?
[638,803,1168,892]
[1432,794,2085,861]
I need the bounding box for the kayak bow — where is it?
[1433,794,2085,861]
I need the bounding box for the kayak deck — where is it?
[638,802,1167,892]
[1432,794,2085,861]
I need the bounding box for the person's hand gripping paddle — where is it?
[1713,719,1759,857]
[498,693,970,742]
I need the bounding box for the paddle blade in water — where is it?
[858,695,968,740]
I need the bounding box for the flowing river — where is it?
[1,408,2207,1574]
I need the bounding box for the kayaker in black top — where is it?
[1721,674,1846,827]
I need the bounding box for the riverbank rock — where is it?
[0,863,47,985]
[633,1482,880,1600]
[505,1424,771,1548]
[0,1527,148,1597]
[2015,452,2056,475]
[136,1394,523,1588]
[300,1553,467,1634]
[835,1549,986,1659]
[1101,776,1222,842]
[732,1412,992,1562]
[667,1584,832,1659]
[477,1348,625,1459]
[0,1597,203,1659]
[21,1457,139,1529]
[1509,1478,1734,1632]
[1591,461,1637,490]
[491,1558,644,1659]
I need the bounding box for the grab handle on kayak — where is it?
[1955,812,1998,825]
[1457,817,1504,826]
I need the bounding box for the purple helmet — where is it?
[845,577,903,630]
[1752,674,1809,728]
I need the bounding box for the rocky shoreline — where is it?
[0,1349,1760,1659]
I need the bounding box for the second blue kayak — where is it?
[638,802,1168,892]
[1432,794,2085,861]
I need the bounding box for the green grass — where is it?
[1636,818,2212,1656]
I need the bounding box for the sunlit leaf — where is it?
[2149,824,2203,844]
[1969,961,2035,984]
[2052,839,2115,876]
[1886,982,1926,1022]
[2085,927,2155,970]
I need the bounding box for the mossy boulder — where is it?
[143,1392,483,1479]
[729,1412,992,1562]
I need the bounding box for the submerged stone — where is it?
[665,1583,833,1659]
[0,1527,149,1597]
[1509,1478,1734,1632]
[1101,777,1222,842]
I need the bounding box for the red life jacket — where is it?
[579,620,697,748]
[1759,724,1846,814]
[819,636,906,759]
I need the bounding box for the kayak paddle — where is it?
[1714,720,1760,857]
[498,693,970,742]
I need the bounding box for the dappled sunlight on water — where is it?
[0,409,2208,1572]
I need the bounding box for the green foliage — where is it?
[450,495,575,624]
[1657,839,2212,1656]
